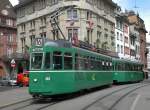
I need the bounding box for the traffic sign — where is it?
[11,59,15,64]
[11,64,16,67]
[11,59,16,68]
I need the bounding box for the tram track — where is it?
[0,82,149,110]
[12,101,59,110]
[0,97,61,110]
[108,84,150,110]
[82,82,150,110]
[0,98,33,110]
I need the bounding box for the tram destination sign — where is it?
[33,38,44,47]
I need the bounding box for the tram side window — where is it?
[90,57,95,70]
[85,56,89,69]
[107,62,111,70]
[98,60,102,70]
[31,53,43,69]
[44,52,51,69]
[75,54,79,70]
[95,59,99,70]
[53,52,62,70]
[64,53,72,70]
[102,61,105,70]
[75,54,85,70]
[140,66,143,71]
[106,61,110,70]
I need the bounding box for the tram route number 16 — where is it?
[35,38,43,46]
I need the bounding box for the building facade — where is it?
[115,7,124,59]
[129,24,140,61]
[147,43,150,73]
[123,19,130,59]
[127,11,148,77]
[0,0,17,77]
[15,0,117,55]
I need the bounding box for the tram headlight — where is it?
[33,78,38,82]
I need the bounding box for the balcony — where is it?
[0,23,17,29]
[130,32,137,38]
[1,52,29,62]
[76,40,118,58]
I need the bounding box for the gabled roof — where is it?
[0,0,16,18]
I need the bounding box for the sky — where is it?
[113,0,150,42]
[9,0,19,6]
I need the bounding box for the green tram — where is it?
[29,38,144,97]
[29,38,112,97]
[112,58,144,83]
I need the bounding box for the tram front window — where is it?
[31,53,43,70]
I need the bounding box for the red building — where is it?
[0,0,17,77]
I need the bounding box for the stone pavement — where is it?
[0,87,32,108]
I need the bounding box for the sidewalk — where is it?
[0,87,32,108]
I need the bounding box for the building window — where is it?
[120,21,123,30]
[21,37,26,53]
[130,37,135,46]
[38,0,46,10]
[120,33,123,41]
[87,29,93,44]
[87,11,92,20]
[18,7,25,18]
[117,32,119,40]
[48,0,58,5]
[67,9,78,20]
[1,18,6,25]
[26,4,35,14]
[125,36,128,43]
[7,48,13,57]
[30,20,35,29]
[104,20,108,27]
[68,28,78,44]
[124,24,128,34]
[121,45,123,54]
[7,34,13,43]
[104,33,108,40]
[97,31,101,38]
[52,30,59,40]
[21,24,26,32]
[125,47,129,55]
[86,0,93,5]
[68,29,72,42]
[6,19,13,26]
[40,32,46,38]
[30,35,35,45]
[40,17,46,26]
[116,20,119,29]
[117,44,120,53]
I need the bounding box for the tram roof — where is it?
[73,46,112,59]
[112,58,143,65]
